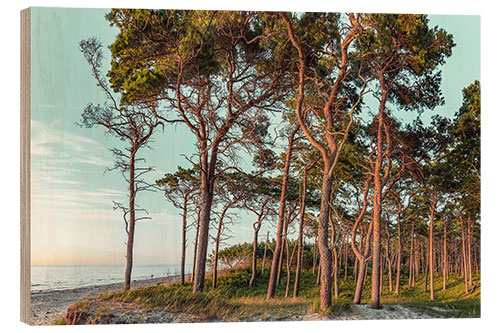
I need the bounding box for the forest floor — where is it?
[38,266,480,325]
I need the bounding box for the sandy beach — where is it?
[30,274,182,325]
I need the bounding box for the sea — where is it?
[31,264,192,292]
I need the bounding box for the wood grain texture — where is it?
[20,7,31,325]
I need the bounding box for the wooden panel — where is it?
[20,7,31,325]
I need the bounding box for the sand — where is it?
[30,275,182,325]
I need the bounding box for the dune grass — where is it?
[91,266,479,320]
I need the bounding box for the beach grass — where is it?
[75,266,479,321]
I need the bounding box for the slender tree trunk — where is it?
[467,217,473,285]
[250,224,260,288]
[460,212,469,293]
[429,191,437,300]
[371,172,383,309]
[370,93,388,309]
[312,236,317,274]
[408,221,415,287]
[344,238,348,280]
[191,211,200,283]
[333,248,339,300]
[294,168,308,298]
[180,202,188,285]
[262,231,269,274]
[124,151,137,290]
[277,218,289,285]
[443,222,447,290]
[353,222,374,304]
[395,216,402,294]
[267,126,299,299]
[284,240,297,298]
[385,222,392,293]
[212,211,226,289]
[354,257,358,281]
[424,245,429,293]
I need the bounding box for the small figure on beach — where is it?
[150,274,154,279]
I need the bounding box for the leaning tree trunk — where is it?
[277,218,289,285]
[267,126,298,299]
[351,176,373,304]
[124,150,137,290]
[353,227,371,303]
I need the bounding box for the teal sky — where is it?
[30,7,480,266]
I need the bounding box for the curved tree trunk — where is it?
[352,184,373,304]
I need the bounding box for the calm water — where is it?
[31,264,191,292]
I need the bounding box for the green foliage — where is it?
[358,14,454,111]
[51,317,67,325]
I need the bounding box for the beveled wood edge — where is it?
[20,7,31,325]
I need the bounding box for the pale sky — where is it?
[30,7,480,266]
